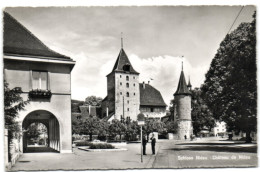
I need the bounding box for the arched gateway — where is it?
[22,110,60,153]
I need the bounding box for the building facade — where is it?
[4,12,75,157]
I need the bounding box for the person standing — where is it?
[142,136,147,155]
[150,134,156,155]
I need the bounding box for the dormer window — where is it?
[123,64,130,72]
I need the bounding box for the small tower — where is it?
[174,62,192,140]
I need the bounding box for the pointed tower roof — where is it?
[187,76,192,88]
[109,48,139,75]
[174,66,191,96]
[3,12,72,60]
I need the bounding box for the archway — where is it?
[22,110,60,153]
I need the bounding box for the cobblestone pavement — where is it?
[10,138,257,171]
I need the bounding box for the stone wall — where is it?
[114,72,140,121]
[175,95,192,140]
[177,120,192,140]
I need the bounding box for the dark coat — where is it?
[151,137,156,146]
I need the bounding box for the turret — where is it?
[174,62,193,140]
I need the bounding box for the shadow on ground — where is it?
[24,147,59,153]
[164,143,257,153]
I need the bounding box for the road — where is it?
[10,137,257,171]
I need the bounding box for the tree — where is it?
[4,80,29,160]
[26,123,42,141]
[109,119,126,141]
[201,12,256,143]
[84,96,103,106]
[143,118,166,140]
[165,121,177,134]
[191,88,215,136]
[79,115,100,141]
[97,119,110,140]
[125,121,140,141]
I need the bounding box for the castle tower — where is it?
[174,63,193,140]
[106,37,140,121]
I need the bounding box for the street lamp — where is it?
[137,113,145,163]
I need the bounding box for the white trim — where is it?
[4,55,75,65]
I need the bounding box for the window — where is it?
[133,93,135,96]
[151,108,154,112]
[120,92,122,95]
[123,64,130,72]
[126,76,129,81]
[127,108,129,111]
[126,83,129,88]
[127,100,129,104]
[120,82,122,86]
[133,76,135,79]
[126,92,129,97]
[120,75,122,78]
[32,71,48,90]
[133,83,135,87]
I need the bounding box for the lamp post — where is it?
[137,113,145,163]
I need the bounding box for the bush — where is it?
[89,143,115,149]
[75,141,92,146]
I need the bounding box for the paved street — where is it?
[10,138,257,171]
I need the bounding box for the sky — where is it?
[4,6,256,107]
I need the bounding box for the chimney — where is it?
[143,81,145,89]
[148,81,150,85]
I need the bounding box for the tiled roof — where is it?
[109,48,139,75]
[3,12,72,60]
[139,83,167,107]
[174,71,191,96]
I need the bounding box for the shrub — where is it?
[89,143,115,149]
[75,141,92,146]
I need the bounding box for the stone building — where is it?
[3,11,75,162]
[174,64,193,140]
[101,45,166,121]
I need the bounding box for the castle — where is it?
[101,42,167,121]
[101,39,193,140]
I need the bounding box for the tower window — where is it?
[123,64,130,72]
[126,76,129,81]
[126,83,129,88]
[126,92,129,97]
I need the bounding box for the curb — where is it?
[78,147,128,152]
